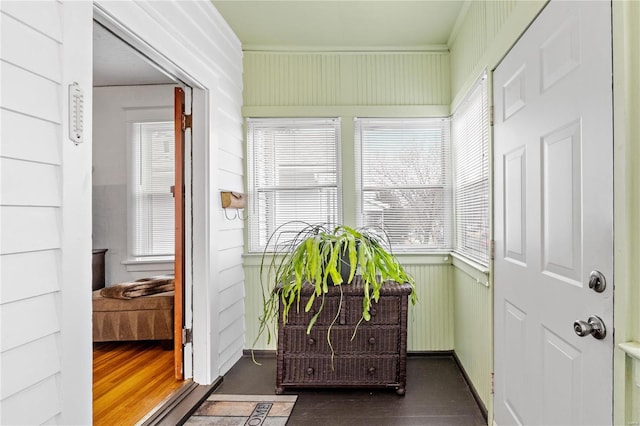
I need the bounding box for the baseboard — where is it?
[452,352,488,422]
[139,376,223,426]
[243,349,276,358]
[407,350,454,357]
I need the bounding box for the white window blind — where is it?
[130,121,175,258]
[452,75,489,265]
[355,118,451,251]
[247,118,341,252]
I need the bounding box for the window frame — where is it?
[451,74,490,265]
[354,117,452,252]
[246,117,342,253]
[125,107,175,262]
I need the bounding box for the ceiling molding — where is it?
[242,44,450,53]
[447,0,472,47]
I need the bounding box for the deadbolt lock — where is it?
[588,270,606,293]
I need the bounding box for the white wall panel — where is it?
[1,158,61,207]
[1,334,61,398]
[1,109,61,165]
[0,12,61,82]
[0,62,60,123]
[0,1,62,42]
[1,293,60,352]
[0,250,60,304]
[0,206,60,254]
[0,376,61,426]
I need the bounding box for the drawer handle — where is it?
[368,367,376,375]
[370,308,377,317]
[308,338,315,345]
[307,367,314,375]
[368,337,376,345]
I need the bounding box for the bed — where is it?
[92,276,174,342]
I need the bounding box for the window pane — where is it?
[247,118,341,252]
[131,121,175,257]
[452,75,490,265]
[356,118,452,251]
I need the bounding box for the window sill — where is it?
[242,251,452,267]
[619,342,640,361]
[122,257,174,273]
[450,252,490,287]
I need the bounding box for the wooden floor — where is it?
[206,354,487,426]
[93,341,184,426]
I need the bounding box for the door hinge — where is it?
[490,240,495,260]
[489,105,494,127]
[181,328,193,345]
[490,372,495,395]
[182,114,192,130]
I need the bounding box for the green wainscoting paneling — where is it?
[453,266,492,408]
[404,261,454,351]
[244,52,450,107]
[243,255,455,352]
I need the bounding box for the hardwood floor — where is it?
[206,354,487,426]
[93,341,185,426]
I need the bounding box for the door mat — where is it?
[184,394,297,426]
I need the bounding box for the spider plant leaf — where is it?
[304,292,316,312]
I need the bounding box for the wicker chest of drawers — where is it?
[275,278,412,395]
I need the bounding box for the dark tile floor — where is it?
[212,355,487,426]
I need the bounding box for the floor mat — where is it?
[184,394,297,426]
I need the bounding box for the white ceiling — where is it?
[212,0,466,51]
[93,1,466,86]
[93,22,175,87]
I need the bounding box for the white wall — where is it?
[1,0,243,423]
[1,1,93,424]
[92,84,176,285]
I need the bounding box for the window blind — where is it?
[355,118,452,251]
[451,75,489,265]
[247,118,341,252]
[131,121,175,258]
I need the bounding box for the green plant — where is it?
[253,222,417,353]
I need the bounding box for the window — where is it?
[355,118,452,251]
[451,75,489,265]
[129,121,175,258]
[247,118,341,252]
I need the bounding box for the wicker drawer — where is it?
[345,296,401,325]
[283,325,400,354]
[282,355,399,385]
[281,296,340,326]
[276,280,412,395]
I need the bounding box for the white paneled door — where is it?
[493,1,613,425]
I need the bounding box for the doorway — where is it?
[91,19,194,424]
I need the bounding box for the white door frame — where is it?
[93,4,208,381]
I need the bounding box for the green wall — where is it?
[613,1,640,424]
[241,0,640,422]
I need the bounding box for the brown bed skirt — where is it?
[92,290,174,342]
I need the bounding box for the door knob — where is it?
[573,315,606,339]
[588,270,606,293]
